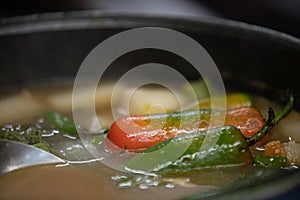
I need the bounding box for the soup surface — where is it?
[0,80,299,200]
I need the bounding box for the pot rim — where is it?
[0,10,299,44]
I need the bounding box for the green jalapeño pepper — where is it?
[125,92,293,172]
[125,125,253,172]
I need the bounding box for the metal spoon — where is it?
[0,140,65,175]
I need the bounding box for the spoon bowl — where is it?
[0,140,65,175]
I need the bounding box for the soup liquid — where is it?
[0,162,216,200]
[0,82,298,199]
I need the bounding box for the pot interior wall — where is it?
[0,15,299,109]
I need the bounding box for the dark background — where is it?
[1,0,300,38]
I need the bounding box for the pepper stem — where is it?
[246,91,294,146]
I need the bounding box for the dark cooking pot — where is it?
[0,11,299,199]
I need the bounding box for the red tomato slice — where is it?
[107,107,265,150]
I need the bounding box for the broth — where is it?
[0,163,216,200]
[0,80,299,200]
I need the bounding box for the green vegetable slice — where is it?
[44,111,78,137]
[253,155,287,168]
